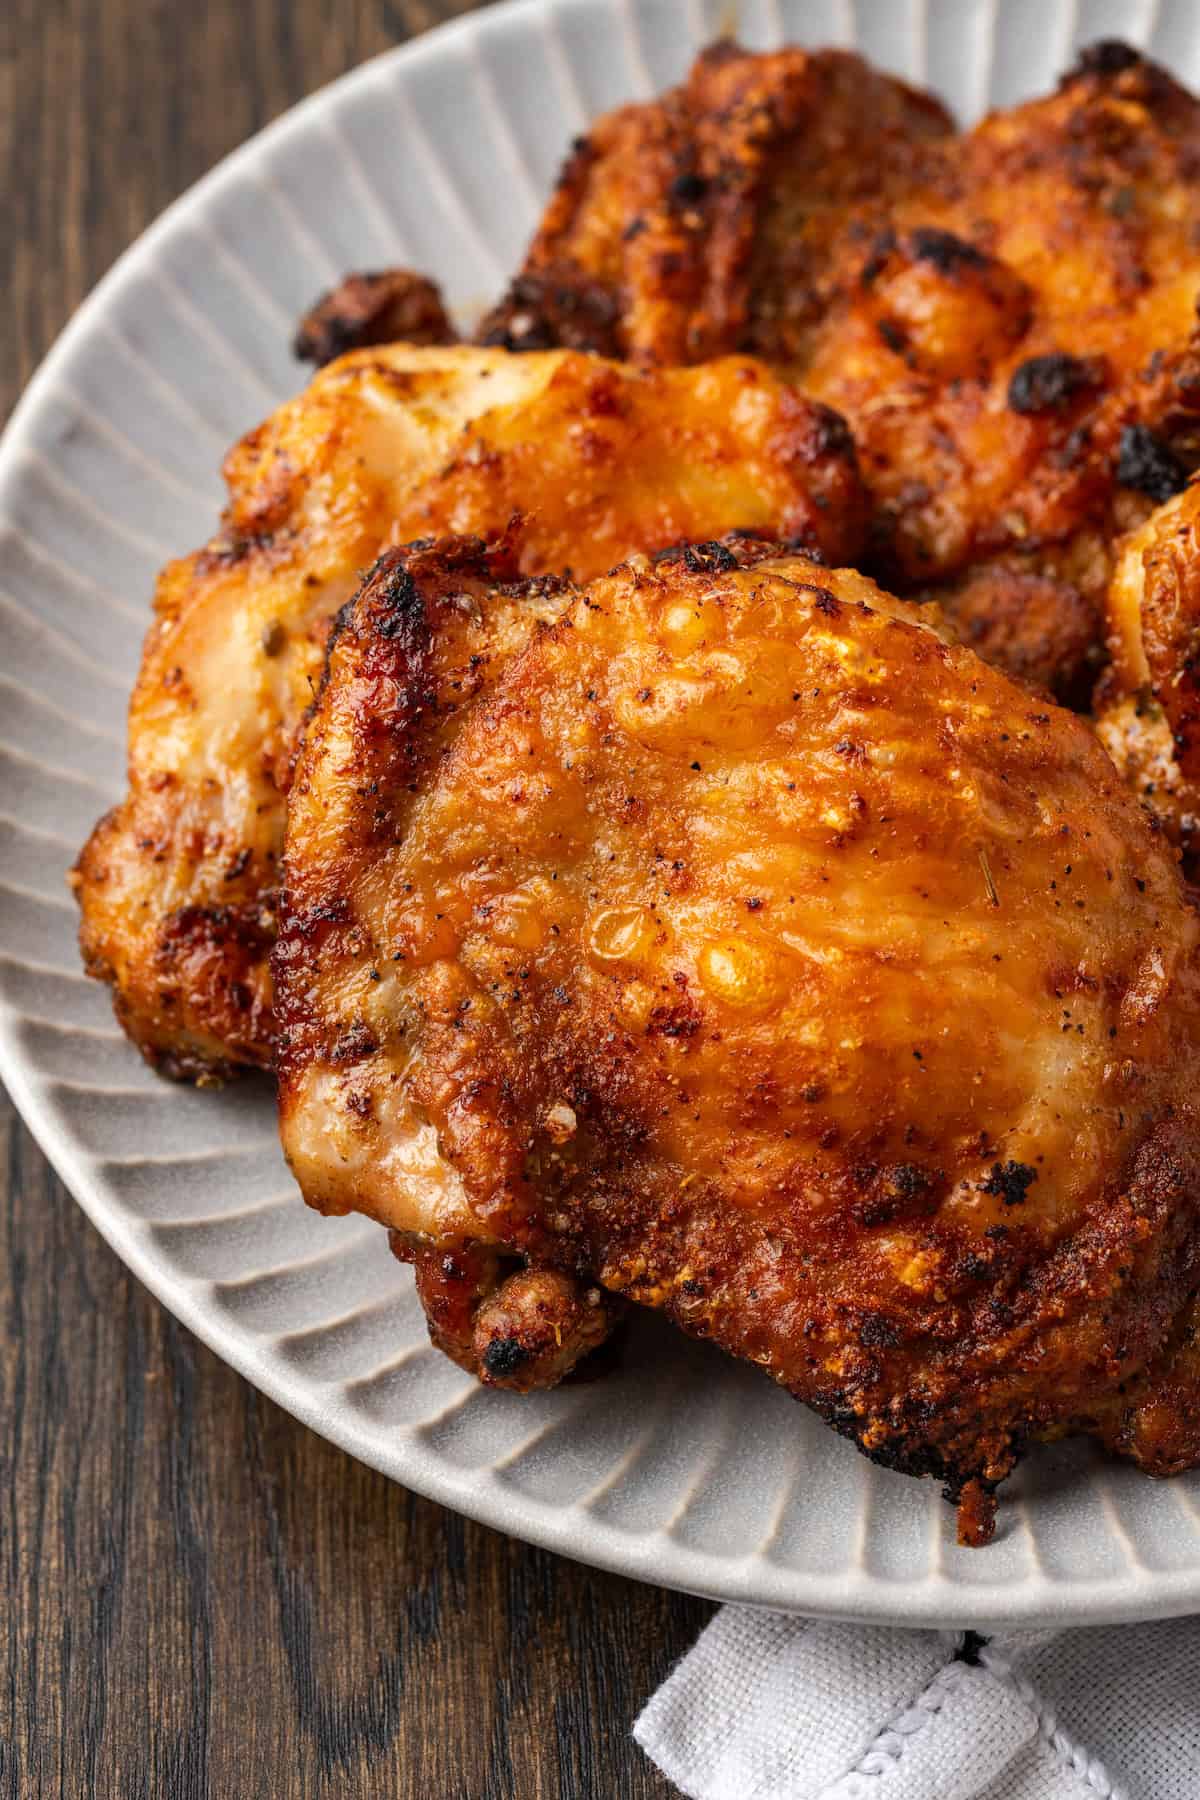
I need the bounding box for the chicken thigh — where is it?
[276,532,1200,1541]
[73,345,864,1078]
[483,40,1200,694]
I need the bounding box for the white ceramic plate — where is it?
[4,0,1200,1630]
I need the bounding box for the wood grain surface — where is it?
[0,3,712,1793]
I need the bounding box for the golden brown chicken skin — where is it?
[1096,480,1200,862]
[484,40,1200,690]
[478,41,953,366]
[809,41,1200,595]
[399,1233,618,1392]
[275,533,1200,1541]
[72,345,865,1079]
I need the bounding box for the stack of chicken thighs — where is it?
[76,40,1200,1543]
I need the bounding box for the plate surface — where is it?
[4,0,1200,1629]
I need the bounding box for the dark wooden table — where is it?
[0,4,712,1793]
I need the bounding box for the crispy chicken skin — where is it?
[801,42,1200,591]
[397,1235,617,1390]
[275,534,1200,1539]
[925,561,1100,708]
[1096,481,1200,861]
[478,42,954,366]
[483,40,1200,683]
[1091,1287,1200,1477]
[72,345,864,1079]
[293,269,458,366]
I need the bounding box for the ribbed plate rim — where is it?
[2,0,1199,1628]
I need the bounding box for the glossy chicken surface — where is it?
[73,345,864,1078]
[483,40,1200,693]
[275,535,1200,1538]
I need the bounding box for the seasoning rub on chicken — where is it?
[275,533,1200,1543]
[72,345,865,1078]
[483,40,1200,701]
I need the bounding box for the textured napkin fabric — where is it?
[635,1609,1200,1799]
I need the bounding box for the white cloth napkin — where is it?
[635,1609,1200,1799]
